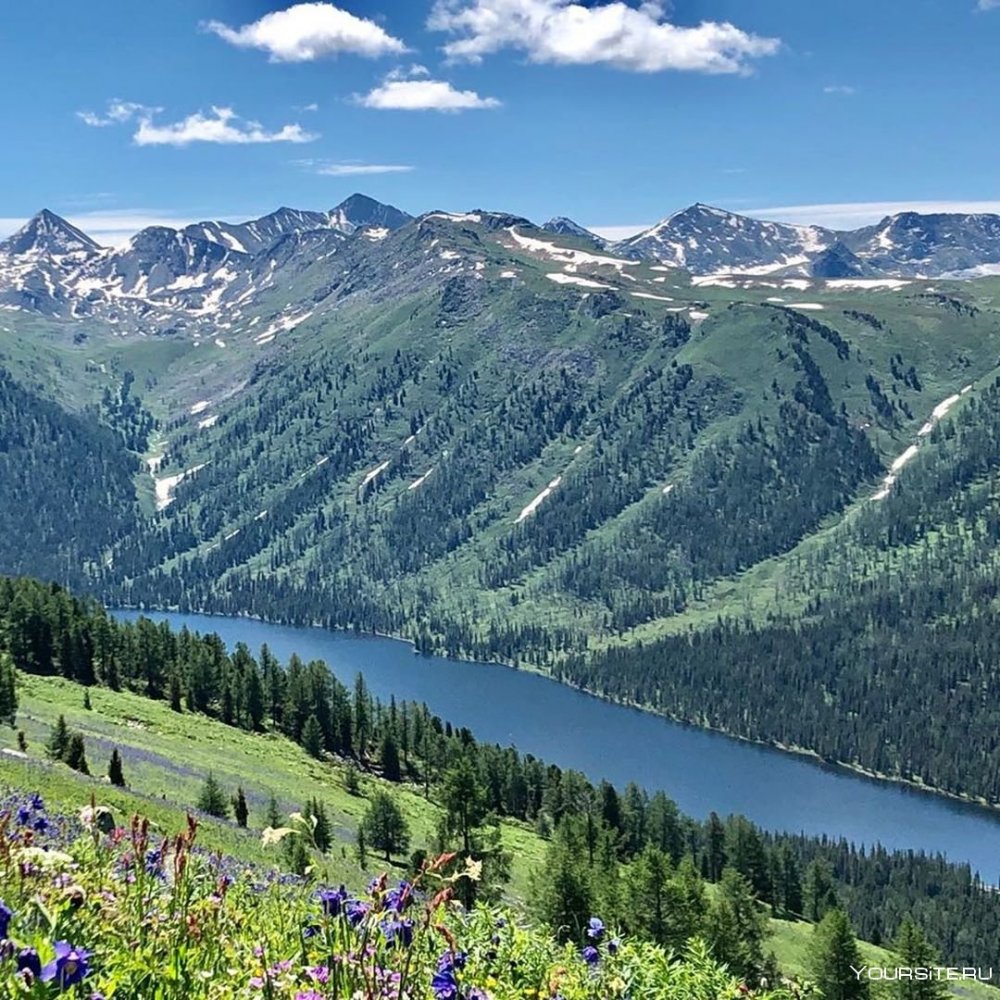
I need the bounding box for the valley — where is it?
[4,196,1000,812]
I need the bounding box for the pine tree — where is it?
[344,764,361,795]
[169,672,183,713]
[46,714,70,760]
[16,730,27,752]
[533,822,593,943]
[380,730,402,781]
[361,790,410,861]
[63,732,89,775]
[0,652,16,727]
[809,909,869,1000]
[707,867,768,985]
[304,797,331,851]
[265,792,283,829]
[232,787,249,828]
[892,917,947,1000]
[83,688,92,710]
[197,772,229,819]
[108,748,126,787]
[356,825,367,868]
[804,858,839,922]
[441,755,487,854]
[302,713,323,759]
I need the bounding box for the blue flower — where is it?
[40,941,91,989]
[581,945,600,966]
[16,806,30,826]
[317,885,348,917]
[382,918,414,948]
[385,880,412,913]
[586,916,605,942]
[0,899,11,939]
[608,937,621,955]
[30,794,44,811]
[345,900,369,927]
[16,948,42,976]
[32,817,49,834]
[431,968,459,1000]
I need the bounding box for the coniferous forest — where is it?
[2,574,1000,976]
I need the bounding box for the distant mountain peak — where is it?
[1,209,102,256]
[328,193,411,235]
[542,217,604,244]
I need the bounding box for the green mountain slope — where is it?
[2,218,1000,806]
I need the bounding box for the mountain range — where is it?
[3,196,1000,338]
[3,188,1000,813]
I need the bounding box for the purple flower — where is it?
[40,941,91,988]
[0,900,11,939]
[586,916,605,942]
[345,900,370,927]
[17,948,42,976]
[608,937,621,955]
[317,885,348,917]
[581,946,600,966]
[16,806,31,826]
[431,968,459,1000]
[30,794,44,811]
[382,918,414,949]
[385,880,413,913]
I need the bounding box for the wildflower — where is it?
[385,880,413,913]
[40,941,91,988]
[17,948,42,976]
[317,885,348,917]
[345,899,370,927]
[581,946,600,966]
[30,794,44,811]
[382,918,414,949]
[16,806,31,826]
[586,917,605,942]
[308,965,330,985]
[432,950,468,1000]
[295,992,323,1000]
[33,816,49,834]
[0,899,11,938]
[608,938,621,955]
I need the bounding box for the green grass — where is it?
[769,918,999,999]
[0,673,546,895]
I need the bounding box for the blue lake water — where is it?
[116,610,1000,881]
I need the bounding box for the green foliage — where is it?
[108,747,125,787]
[809,909,870,1000]
[891,917,947,1000]
[233,786,249,828]
[0,651,16,726]
[361,790,410,861]
[197,771,229,819]
[62,732,89,775]
[45,714,69,760]
[707,867,770,986]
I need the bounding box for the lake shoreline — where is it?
[113,602,1000,823]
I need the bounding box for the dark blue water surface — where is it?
[115,610,1000,881]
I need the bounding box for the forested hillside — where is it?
[0,371,139,584]
[3,574,1000,980]
[2,210,1000,810]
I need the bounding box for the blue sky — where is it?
[1,0,998,243]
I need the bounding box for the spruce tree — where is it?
[197,772,229,818]
[16,730,27,752]
[355,825,367,868]
[63,732,89,775]
[892,917,947,1000]
[304,797,331,851]
[804,858,839,922]
[46,714,70,760]
[108,748,126,787]
[361,791,410,861]
[83,688,92,710]
[707,867,768,985]
[380,730,401,781]
[302,713,323,759]
[232,787,249,828]
[265,792,282,829]
[0,653,16,727]
[809,909,869,1000]
[533,821,593,943]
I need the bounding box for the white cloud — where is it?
[977,0,1000,10]
[823,84,856,95]
[300,160,415,175]
[204,3,407,62]
[427,0,780,73]
[356,78,501,111]
[134,107,316,146]
[77,100,154,127]
[745,200,1000,229]
[77,100,316,146]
